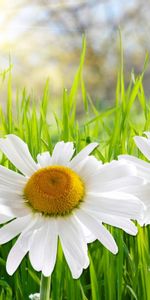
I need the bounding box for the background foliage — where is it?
[0,38,149,299]
[1,0,150,103]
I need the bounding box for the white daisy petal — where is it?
[118,183,150,206]
[84,211,137,235]
[119,145,150,225]
[74,214,96,243]
[61,245,83,279]
[0,189,23,200]
[59,243,83,279]
[6,216,39,275]
[85,160,136,186]
[37,152,52,168]
[84,192,144,219]
[101,215,137,235]
[142,205,150,225]
[135,186,150,208]
[42,220,58,276]
[0,189,31,217]
[6,207,31,218]
[0,202,31,218]
[0,199,23,208]
[73,155,101,179]
[69,143,98,168]
[59,217,89,267]
[0,214,33,244]
[0,192,27,212]
[0,204,16,219]
[0,204,29,221]
[87,176,143,193]
[0,165,27,184]
[76,209,118,254]
[0,214,13,224]
[134,136,150,161]
[144,131,150,139]
[29,216,53,272]
[119,154,150,181]
[0,183,24,193]
[52,141,75,165]
[97,225,118,254]
[0,189,32,218]
[58,216,89,278]
[6,232,31,275]
[114,219,137,235]
[29,225,46,271]
[119,154,150,169]
[0,135,38,176]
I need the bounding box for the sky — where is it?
[0,0,148,101]
[0,0,137,57]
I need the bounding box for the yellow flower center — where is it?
[24,166,85,216]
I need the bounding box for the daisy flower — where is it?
[0,135,144,279]
[119,132,150,225]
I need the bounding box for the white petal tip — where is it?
[141,218,150,226]
[143,132,150,139]
[130,228,138,236]
[133,136,139,142]
[72,269,83,279]
[133,136,144,147]
[83,259,90,269]
[6,266,14,276]
[92,142,99,148]
[112,247,118,255]
[88,142,99,151]
[41,271,52,278]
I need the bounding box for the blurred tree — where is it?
[0,0,150,106]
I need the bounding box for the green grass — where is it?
[0,37,150,299]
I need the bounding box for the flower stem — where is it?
[40,273,51,300]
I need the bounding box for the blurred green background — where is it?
[0,0,150,107]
